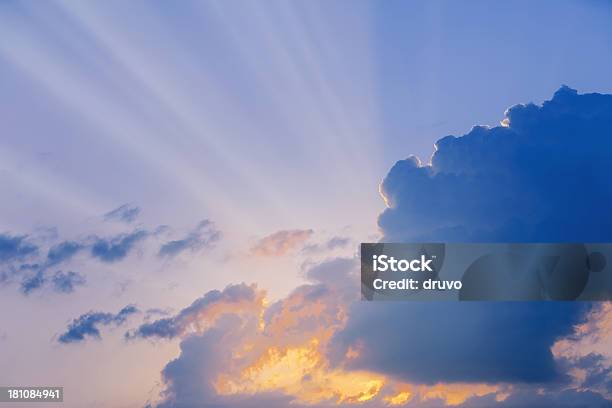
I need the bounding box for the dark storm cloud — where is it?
[58,305,138,344]
[158,220,221,258]
[104,203,141,223]
[329,87,612,385]
[91,230,148,262]
[0,233,38,263]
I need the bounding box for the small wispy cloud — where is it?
[90,230,148,263]
[2,213,219,296]
[158,220,221,258]
[250,229,313,257]
[58,305,138,344]
[46,241,84,266]
[51,271,86,294]
[20,270,86,295]
[0,233,38,263]
[20,270,46,295]
[302,236,351,254]
[104,204,141,223]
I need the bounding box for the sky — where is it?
[1,1,612,407]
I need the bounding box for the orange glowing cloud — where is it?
[149,261,516,407]
[384,390,413,406]
[184,281,509,406]
[215,338,385,404]
[213,330,507,406]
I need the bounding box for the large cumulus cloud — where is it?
[144,258,362,408]
[145,258,610,408]
[330,87,612,386]
[379,86,612,242]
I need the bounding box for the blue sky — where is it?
[1,1,612,407]
[2,1,612,237]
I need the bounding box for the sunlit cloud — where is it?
[143,259,514,407]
